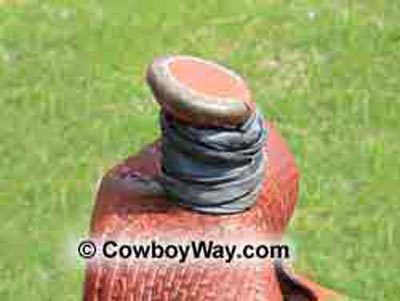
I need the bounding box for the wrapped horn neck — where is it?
[146,55,267,214]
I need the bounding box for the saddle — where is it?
[83,56,341,300]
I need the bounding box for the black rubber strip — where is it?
[159,109,268,214]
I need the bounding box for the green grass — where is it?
[0,0,399,300]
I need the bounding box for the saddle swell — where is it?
[83,122,299,300]
[83,55,342,300]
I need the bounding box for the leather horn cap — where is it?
[146,55,255,127]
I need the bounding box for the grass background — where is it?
[0,0,399,300]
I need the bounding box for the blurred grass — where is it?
[0,0,399,300]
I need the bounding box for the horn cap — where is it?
[146,55,255,127]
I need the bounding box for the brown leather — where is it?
[83,123,299,300]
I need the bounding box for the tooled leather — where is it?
[83,123,299,300]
